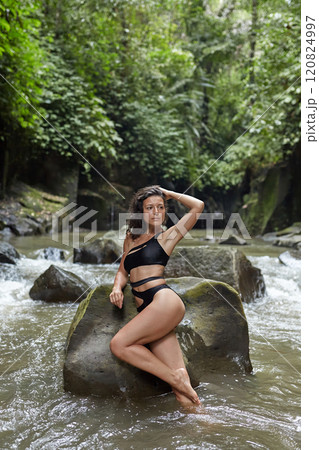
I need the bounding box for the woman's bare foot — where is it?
[172,388,194,406]
[172,368,201,405]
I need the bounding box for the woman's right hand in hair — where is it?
[109,287,124,309]
[158,186,172,199]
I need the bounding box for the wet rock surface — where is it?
[0,241,21,264]
[29,264,89,302]
[73,238,122,264]
[63,279,252,398]
[164,247,265,302]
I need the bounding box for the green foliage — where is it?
[0,0,43,131]
[0,0,301,195]
[207,0,301,189]
[32,46,121,176]
[118,99,187,180]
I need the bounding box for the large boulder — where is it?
[239,158,300,236]
[63,279,252,398]
[0,242,21,264]
[73,238,122,264]
[164,247,265,303]
[168,277,252,376]
[29,264,89,302]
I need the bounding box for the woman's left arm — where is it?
[159,187,204,252]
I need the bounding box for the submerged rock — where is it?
[278,250,301,267]
[63,279,252,398]
[164,246,265,302]
[29,264,89,302]
[74,238,122,264]
[0,242,21,264]
[36,247,66,261]
[262,222,301,247]
[276,222,301,236]
[273,234,301,249]
[219,234,248,245]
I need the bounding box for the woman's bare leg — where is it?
[149,330,199,405]
[110,289,200,404]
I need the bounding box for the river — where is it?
[0,232,301,449]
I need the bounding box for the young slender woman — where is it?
[109,185,204,406]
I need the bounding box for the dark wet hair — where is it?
[126,185,168,240]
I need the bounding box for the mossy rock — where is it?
[165,247,265,302]
[63,279,252,399]
[240,165,293,236]
[276,222,301,236]
[0,181,68,236]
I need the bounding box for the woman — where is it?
[109,185,204,406]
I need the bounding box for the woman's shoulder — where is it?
[123,230,134,251]
[158,225,185,254]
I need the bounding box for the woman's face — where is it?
[142,195,165,227]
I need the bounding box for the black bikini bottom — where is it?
[130,276,175,313]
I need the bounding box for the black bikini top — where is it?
[123,231,169,274]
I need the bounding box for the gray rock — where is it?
[164,246,265,302]
[0,242,21,264]
[276,222,301,236]
[273,233,301,249]
[9,217,44,236]
[0,181,68,237]
[261,232,278,242]
[262,222,301,242]
[29,264,89,302]
[278,250,301,267]
[36,247,66,261]
[63,280,252,398]
[219,234,248,245]
[74,238,122,264]
[172,277,252,376]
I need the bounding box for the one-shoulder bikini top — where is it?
[123,231,169,274]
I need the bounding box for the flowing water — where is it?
[0,233,301,449]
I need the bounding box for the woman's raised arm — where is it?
[159,187,204,253]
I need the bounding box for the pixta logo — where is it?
[118,212,251,240]
[51,202,98,249]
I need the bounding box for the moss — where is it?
[18,185,67,217]
[276,222,301,236]
[4,181,65,218]
[186,279,240,299]
[242,169,283,235]
[261,170,280,228]
[64,288,96,350]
